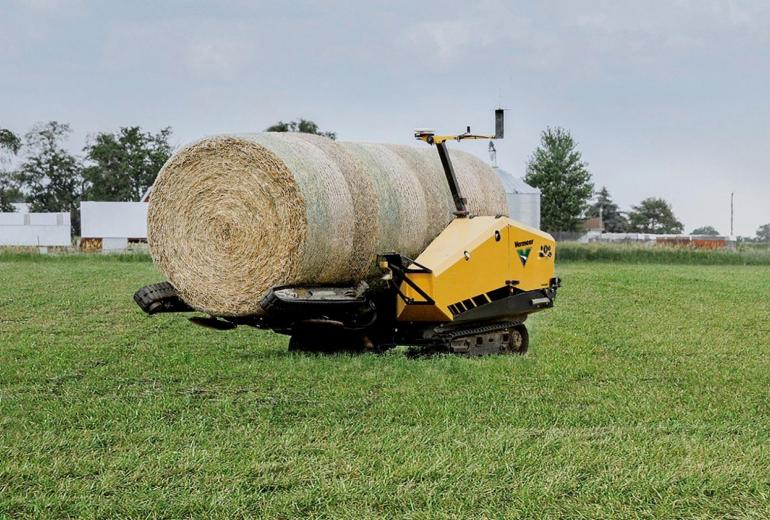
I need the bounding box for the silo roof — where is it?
[494,167,540,194]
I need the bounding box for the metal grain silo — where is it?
[494,167,541,229]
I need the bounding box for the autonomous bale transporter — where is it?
[135,111,559,355]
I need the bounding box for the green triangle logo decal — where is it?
[517,247,531,267]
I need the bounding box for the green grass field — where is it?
[2,255,770,518]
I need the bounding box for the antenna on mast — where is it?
[414,108,506,217]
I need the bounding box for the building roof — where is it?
[494,167,540,194]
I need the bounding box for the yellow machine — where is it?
[390,217,556,323]
[134,110,559,355]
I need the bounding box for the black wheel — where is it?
[503,324,529,355]
[288,333,316,352]
[287,328,366,354]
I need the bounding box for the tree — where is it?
[586,186,628,232]
[0,173,23,212]
[15,122,83,233]
[757,224,770,242]
[628,197,683,234]
[0,174,18,212]
[83,127,173,201]
[0,128,22,212]
[691,225,720,236]
[0,128,21,157]
[524,127,593,232]
[266,118,336,140]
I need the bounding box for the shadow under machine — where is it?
[134,110,560,355]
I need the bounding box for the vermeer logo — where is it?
[514,239,534,248]
[539,244,553,258]
[517,247,532,266]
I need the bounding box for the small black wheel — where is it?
[503,324,529,355]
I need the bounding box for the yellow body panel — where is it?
[396,217,556,322]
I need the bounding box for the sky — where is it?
[1,0,769,236]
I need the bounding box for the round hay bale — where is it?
[148,133,507,317]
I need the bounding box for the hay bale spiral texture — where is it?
[148,133,507,317]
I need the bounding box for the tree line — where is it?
[524,127,769,240]
[0,121,173,232]
[2,120,767,240]
[0,118,335,234]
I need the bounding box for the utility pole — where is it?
[730,192,734,237]
[599,205,604,232]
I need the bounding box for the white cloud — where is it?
[183,36,253,75]
[101,18,263,79]
[405,19,491,64]
[13,0,79,12]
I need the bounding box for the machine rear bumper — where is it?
[449,286,556,324]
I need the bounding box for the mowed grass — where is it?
[2,257,770,518]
